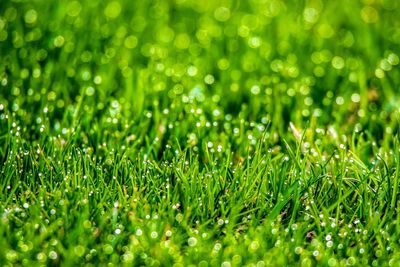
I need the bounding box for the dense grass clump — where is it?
[1,0,400,266]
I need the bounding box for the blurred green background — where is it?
[0,0,399,150]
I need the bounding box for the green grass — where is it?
[1,0,400,266]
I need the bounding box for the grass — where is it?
[1,0,400,266]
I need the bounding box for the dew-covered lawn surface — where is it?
[1,0,400,266]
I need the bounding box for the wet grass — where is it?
[1,0,400,266]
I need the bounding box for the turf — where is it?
[1,0,400,266]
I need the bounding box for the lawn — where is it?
[1,0,400,266]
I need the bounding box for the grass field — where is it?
[1,0,400,266]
